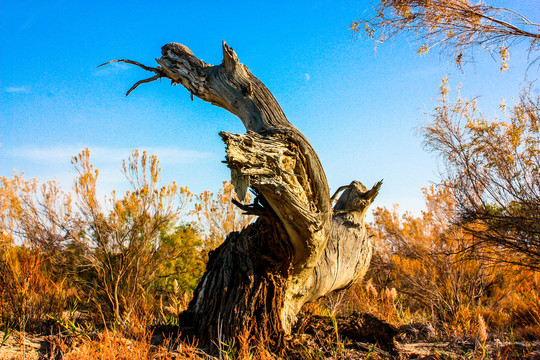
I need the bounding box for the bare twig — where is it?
[231,198,267,217]
[98,59,161,74]
[126,74,161,96]
[330,185,353,203]
[354,1,540,67]
[98,59,163,96]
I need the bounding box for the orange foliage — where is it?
[353,0,539,70]
[60,329,203,360]
[0,149,198,326]
[422,81,540,269]
[0,173,74,254]
[367,182,540,337]
[193,181,254,253]
[0,245,72,332]
[0,149,258,332]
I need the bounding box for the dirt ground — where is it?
[2,330,540,359]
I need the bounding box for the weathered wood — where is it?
[106,41,381,350]
[299,311,399,355]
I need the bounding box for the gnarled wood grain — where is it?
[104,41,381,350]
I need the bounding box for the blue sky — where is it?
[1,0,538,215]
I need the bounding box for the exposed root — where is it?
[292,311,400,357]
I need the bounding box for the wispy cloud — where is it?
[3,145,218,197]
[93,61,131,76]
[304,73,311,82]
[5,145,213,165]
[4,86,31,94]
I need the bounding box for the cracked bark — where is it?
[104,41,382,350]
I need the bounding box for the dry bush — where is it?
[315,279,408,326]
[422,82,540,270]
[0,171,78,331]
[353,0,540,70]
[52,320,277,360]
[193,181,254,254]
[506,271,540,340]
[0,245,72,332]
[366,181,540,339]
[68,149,193,323]
[368,183,520,336]
[0,149,199,327]
[339,280,414,327]
[59,329,203,360]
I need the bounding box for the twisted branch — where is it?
[98,59,163,96]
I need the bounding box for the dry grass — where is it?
[0,246,73,333]
[0,329,213,360]
[62,330,185,360]
[2,169,540,359]
[0,327,281,360]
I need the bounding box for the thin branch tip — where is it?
[98,59,162,74]
[97,59,118,68]
[126,74,161,96]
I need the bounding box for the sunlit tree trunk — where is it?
[105,42,381,349]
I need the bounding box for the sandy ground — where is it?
[2,330,540,359]
[0,331,43,360]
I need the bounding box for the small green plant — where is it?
[219,339,238,360]
[434,349,452,360]
[508,327,517,354]
[49,307,93,339]
[365,344,378,360]
[476,341,490,360]
[330,315,340,345]
[0,322,13,347]
[327,314,346,357]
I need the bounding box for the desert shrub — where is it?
[0,149,199,327]
[506,271,540,340]
[422,82,540,270]
[193,181,254,255]
[338,280,416,327]
[154,223,206,295]
[368,184,515,335]
[0,244,73,332]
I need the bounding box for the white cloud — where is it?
[304,73,311,82]
[4,86,30,94]
[5,145,213,165]
[93,61,131,76]
[6,146,80,163]
[2,145,217,198]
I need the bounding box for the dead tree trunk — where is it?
[103,41,381,349]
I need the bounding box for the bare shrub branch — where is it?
[353,0,540,69]
[421,80,540,269]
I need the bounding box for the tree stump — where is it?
[103,41,382,350]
